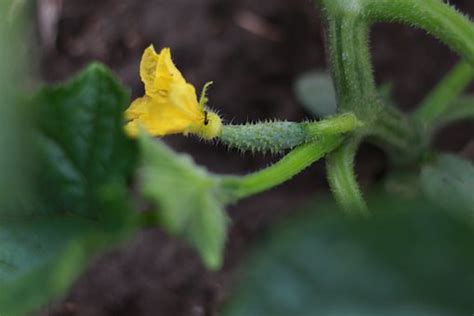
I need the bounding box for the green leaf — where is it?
[139,134,228,270]
[0,185,134,316]
[221,197,474,316]
[0,64,138,315]
[421,154,474,221]
[0,217,106,316]
[294,71,337,117]
[31,63,137,218]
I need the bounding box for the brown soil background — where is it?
[38,0,474,315]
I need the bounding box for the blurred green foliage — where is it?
[222,196,474,316]
[33,63,137,218]
[0,0,33,214]
[294,71,396,119]
[138,134,229,269]
[0,64,138,316]
[421,154,474,221]
[294,71,337,118]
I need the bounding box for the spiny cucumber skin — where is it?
[219,121,308,155]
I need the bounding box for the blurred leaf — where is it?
[139,134,228,270]
[0,65,138,315]
[378,82,396,107]
[421,154,474,220]
[221,197,474,316]
[0,184,133,316]
[384,169,421,199]
[0,217,108,316]
[30,63,137,218]
[294,71,337,117]
[294,72,397,119]
[0,0,33,215]
[434,95,474,128]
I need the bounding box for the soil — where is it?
[37,0,474,315]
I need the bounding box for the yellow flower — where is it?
[124,46,222,139]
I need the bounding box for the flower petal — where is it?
[124,96,152,120]
[125,97,197,137]
[168,82,201,120]
[140,46,187,98]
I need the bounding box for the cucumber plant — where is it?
[0,0,473,315]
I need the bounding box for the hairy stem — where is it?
[319,0,425,166]
[326,137,368,215]
[320,2,377,117]
[318,0,459,163]
[221,135,344,201]
[362,0,474,66]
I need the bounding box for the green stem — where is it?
[414,61,474,124]
[319,0,425,165]
[433,96,474,128]
[369,104,426,165]
[322,0,474,143]
[362,0,474,66]
[319,2,378,117]
[314,0,474,211]
[326,137,368,215]
[304,113,363,138]
[221,135,344,201]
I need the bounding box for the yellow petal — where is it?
[148,100,199,134]
[125,96,152,120]
[155,47,186,86]
[168,82,201,120]
[125,97,199,137]
[140,46,187,98]
[124,120,140,137]
[140,46,160,97]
